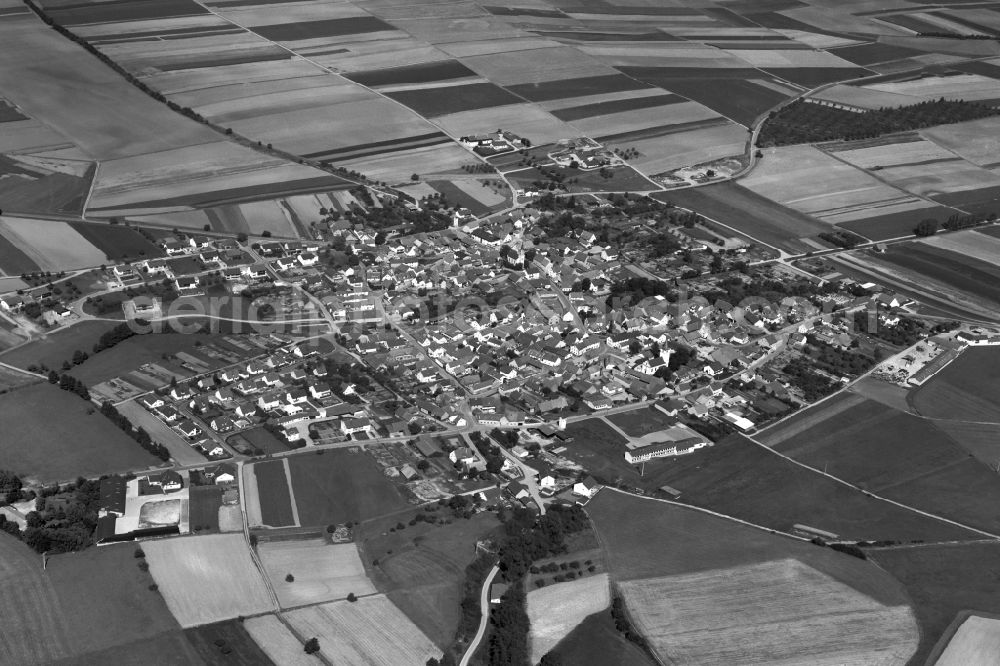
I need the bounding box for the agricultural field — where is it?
[656,183,830,253]
[0,382,163,483]
[872,542,1000,664]
[69,222,165,262]
[0,152,95,217]
[0,216,105,271]
[910,345,1000,422]
[619,559,917,666]
[231,426,293,455]
[527,574,611,664]
[188,485,223,534]
[600,429,977,542]
[284,595,440,665]
[933,614,1000,666]
[588,491,919,666]
[763,394,1000,535]
[245,614,319,666]
[0,364,40,391]
[183,620,273,666]
[0,320,118,372]
[548,610,656,666]
[253,459,298,528]
[845,243,1000,322]
[0,10,347,218]
[286,449,410,527]
[144,534,276,627]
[258,540,375,608]
[358,510,500,648]
[0,535,199,664]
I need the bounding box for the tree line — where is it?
[759,98,1000,146]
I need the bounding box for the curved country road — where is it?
[460,564,499,666]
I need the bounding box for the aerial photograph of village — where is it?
[5,0,1000,664]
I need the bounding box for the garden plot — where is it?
[527,574,610,664]
[0,217,104,271]
[144,534,275,627]
[258,540,375,609]
[284,595,440,665]
[620,559,918,666]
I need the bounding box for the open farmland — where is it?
[549,610,656,666]
[588,491,919,665]
[69,222,165,261]
[0,217,104,271]
[359,510,499,648]
[0,383,163,483]
[245,614,319,666]
[910,346,1000,422]
[259,540,375,608]
[253,459,297,528]
[0,320,118,371]
[619,559,917,666]
[527,574,611,664]
[763,395,1000,535]
[0,536,200,664]
[144,534,276,627]
[922,117,1000,169]
[656,183,829,253]
[184,620,273,666]
[0,152,95,217]
[284,595,440,665]
[594,432,978,542]
[933,614,1000,666]
[286,449,410,527]
[873,543,1000,664]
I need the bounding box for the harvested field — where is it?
[287,449,410,527]
[433,103,577,145]
[259,540,375,608]
[549,609,656,666]
[527,574,610,663]
[0,154,94,217]
[873,542,1000,664]
[284,595,439,665]
[253,459,297,528]
[344,142,470,183]
[605,123,746,175]
[358,511,500,648]
[508,74,652,102]
[619,559,917,666]
[184,620,273,666]
[0,231,40,274]
[663,77,792,126]
[934,614,1000,666]
[656,183,828,253]
[0,217,104,271]
[921,230,1000,268]
[144,533,275,627]
[0,383,163,483]
[245,614,319,666]
[837,204,955,241]
[0,535,197,664]
[427,179,503,216]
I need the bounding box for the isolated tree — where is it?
[236,232,248,243]
[304,638,320,654]
[347,592,357,602]
[411,173,420,181]
[285,573,295,582]
[914,218,938,237]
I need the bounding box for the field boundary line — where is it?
[274,611,334,666]
[81,160,101,219]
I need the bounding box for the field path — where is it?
[282,458,302,528]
